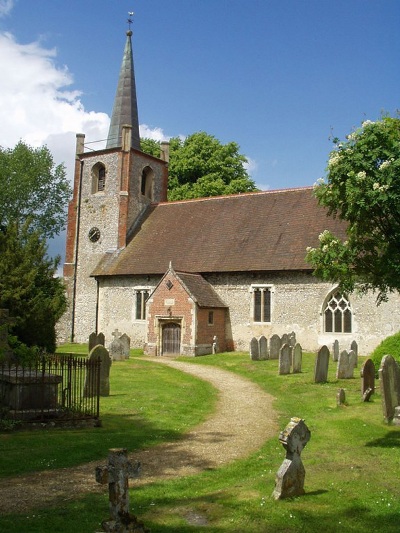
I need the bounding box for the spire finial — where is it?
[127,11,134,34]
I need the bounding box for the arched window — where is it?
[141,166,154,199]
[91,162,106,193]
[323,290,352,333]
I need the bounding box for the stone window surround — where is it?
[133,287,151,321]
[91,162,107,194]
[250,284,274,323]
[322,289,352,334]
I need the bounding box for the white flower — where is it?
[362,120,374,128]
[357,171,366,180]
[318,230,330,242]
[328,152,341,168]
[373,182,380,190]
[347,132,358,141]
[322,245,329,252]
[379,159,393,171]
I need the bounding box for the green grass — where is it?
[1,351,400,532]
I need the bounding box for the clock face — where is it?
[88,227,101,243]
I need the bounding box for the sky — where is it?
[0,0,399,260]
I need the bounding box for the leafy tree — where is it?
[0,141,71,239]
[0,221,67,354]
[141,132,257,200]
[306,116,400,303]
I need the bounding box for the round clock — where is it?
[88,227,101,243]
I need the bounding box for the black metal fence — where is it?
[0,355,101,425]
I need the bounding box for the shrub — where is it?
[369,331,400,375]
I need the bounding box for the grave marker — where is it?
[292,343,302,373]
[250,337,259,360]
[278,343,291,375]
[269,334,281,360]
[314,345,329,383]
[379,355,400,423]
[361,358,375,400]
[332,340,339,362]
[259,335,268,360]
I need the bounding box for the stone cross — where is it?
[272,417,311,499]
[96,448,146,533]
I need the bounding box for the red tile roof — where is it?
[175,271,227,308]
[92,187,347,277]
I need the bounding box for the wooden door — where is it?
[162,323,181,355]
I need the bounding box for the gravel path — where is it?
[0,358,278,513]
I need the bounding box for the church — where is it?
[61,28,400,356]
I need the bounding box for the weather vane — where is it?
[127,11,134,31]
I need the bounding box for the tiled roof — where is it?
[92,187,347,277]
[175,271,227,308]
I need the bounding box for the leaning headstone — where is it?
[84,345,112,397]
[270,334,281,360]
[96,448,147,533]
[292,343,302,373]
[279,344,291,375]
[379,355,400,423]
[259,335,268,360]
[314,345,330,383]
[336,388,346,406]
[288,331,296,348]
[350,340,358,366]
[332,339,339,362]
[336,350,356,379]
[119,333,131,359]
[281,333,289,346]
[272,417,311,500]
[361,358,375,399]
[250,337,259,360]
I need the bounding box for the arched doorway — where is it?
[161,323,181,355]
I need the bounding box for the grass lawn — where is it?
[1,350,399,532]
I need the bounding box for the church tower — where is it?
[63,26,168,343]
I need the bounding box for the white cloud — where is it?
[139,123,169,141]
[0,0,14,17]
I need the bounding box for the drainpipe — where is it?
[70,159,84,343]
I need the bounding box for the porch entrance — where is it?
[161,322,181,356]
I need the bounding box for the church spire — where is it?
[106,26,141,150]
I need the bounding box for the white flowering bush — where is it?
[307,116,400,302]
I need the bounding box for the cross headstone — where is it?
[332,340,339,362]
[272,417,311,499]
[292,343,302,373]
[110,329,125,361]
[269,334,281,360]
[336,350,356,379]
[250,337,259,361]
[314,345,330,383]
[84,345,112,397]
[259,335,268,360]
[119,333,131,359]
[278,343,291,375]
[361,358,375,400]
[96,448,146,533]
[379,355,400,423]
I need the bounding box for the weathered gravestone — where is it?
[281,333,290,346]
[89,331,105,352]
[292,343,302,374]
[249,337,259,361]
[110,329,125,361]
[84,345,112,397]
[336,388,346,406]
[350,340,358,367]
[361,358,375,401]
[95,448,147,533]
[288,331,296,348]
[314,345,330,383]
[278,343,291,375]
[336,350,356,379]
[332,339,339,362]
[379,355,400,424]
[269,334,281,360]
[272,417,311,500]
[119,333,131,359]
[259,335,268,360]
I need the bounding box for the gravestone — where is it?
[270,334,281,360]
[336,350,356,379]
[110,329,125,361]
[278,344,291,375]
[314,345,330,383]
[379,355,400,423]
[292,343,302,373]
[336,388,346,406]
[332,340,339,362]
[288,331,296,348]
[250,337,259,361]
[350,340,358,366]
[272,417,311,500]
[95,448,147,533]
[361,358,375,400]
[259,336,268,360]
[119,333,131,359]
[281,333,289,346]
[84,345,112,397]
[89,331,105,352]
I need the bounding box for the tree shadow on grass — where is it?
[365,430,400,448]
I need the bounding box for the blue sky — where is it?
[0,0,399,257]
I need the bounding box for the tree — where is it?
[0,221,67,354]
[141,132,257,200]
[0,141,71,239]
[306,116,400,303]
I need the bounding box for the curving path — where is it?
[0,358,278,513]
